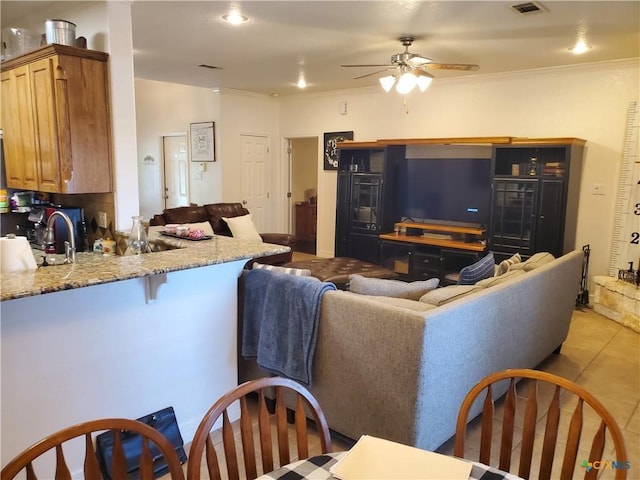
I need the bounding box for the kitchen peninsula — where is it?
[0,233,288,475]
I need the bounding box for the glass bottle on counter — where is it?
[128,215,148,254]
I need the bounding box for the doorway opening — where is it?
[287,137,319,255]
[162,135,189,209]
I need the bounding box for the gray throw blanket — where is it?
[242,268,337,385]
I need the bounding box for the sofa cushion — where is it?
[252,262,311,276]
[419,284,483,306]
[163,206,208,224]
[457,252,495,285]
[222,214,262,242]
[477,269,525,287]
[495,253,522,276]
[181,221,215,237]
[349,274,439,300]
[510,252,556,272]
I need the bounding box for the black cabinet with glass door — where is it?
[334,144,404,262]
[489,139,585,261]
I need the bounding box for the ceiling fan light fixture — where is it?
[379,75,396,92]
[221,12,249,25]
[415,71,434,92]
[395,71,417,94]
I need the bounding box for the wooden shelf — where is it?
[379,233,486,251]
[394,221,485,236]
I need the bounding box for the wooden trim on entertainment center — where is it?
[510,137,586,145]
[379,137,513,145]
[379,233,486,251]
[335,141,383,149]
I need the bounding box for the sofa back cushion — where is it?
[163,206,209,224]
[476,269,525,287]
[420,284,483,306]
[510,252,556,272]
[204,203,250,236]
[349,274,439,300]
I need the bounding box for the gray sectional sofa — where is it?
[239,250,584,451]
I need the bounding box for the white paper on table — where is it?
[329,435,472,480]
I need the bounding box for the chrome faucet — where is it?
[45,211,76,264]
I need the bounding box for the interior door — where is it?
[240,134,270,232]
[163,135,189,209]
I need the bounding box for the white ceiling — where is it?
[2,1,639,95]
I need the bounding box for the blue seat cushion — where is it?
[458,252,495,285]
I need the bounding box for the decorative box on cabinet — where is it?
[489,138,585,260]
[1,44,113,193]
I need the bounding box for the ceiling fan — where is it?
[342,36,479,93]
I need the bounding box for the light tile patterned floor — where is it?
[175,307,639,479]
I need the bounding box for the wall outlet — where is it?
[98,211,108,228]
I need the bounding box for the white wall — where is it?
[135,79,222,220]
[279,60,640,281]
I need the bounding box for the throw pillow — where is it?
[252,263,311,276]
[348,274,439,300]
[476,269,525,287]
[510,252,556,272]
[457,252,495,285]
[222,214,262,242]
[495,252,522,276]
[419,285,483,306]
[181,221,215,237]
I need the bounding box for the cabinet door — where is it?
[1,67,39,189]
[335,172,351,256]
[490,179,538,256]
[350,174,382,232]
[30,58,61,192]
[535,179,565,256]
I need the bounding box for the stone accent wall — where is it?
[592,275,640,333]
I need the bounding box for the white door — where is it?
[240,134,270,231]
[163,135,189,209]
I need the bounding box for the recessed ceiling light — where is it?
[570,40,591,55]
[296,78,308,89]
[221,12,248,25]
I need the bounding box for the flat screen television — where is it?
[397,158,492,227]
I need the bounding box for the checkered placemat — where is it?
[257,451,524,480]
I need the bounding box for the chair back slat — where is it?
[221,412,240,480]
[258,391,274,474]
[204,435,222,480]
[139,437,154,480]
[295,396,310,459]
[1,419,185,480]
[517,381,538,479]
[54,445,71,480]
[560,398,584,480]
[454,369,628,480]
[187,377,333,480]
[275,387,291,466]
[538,385,561,480]
[584,422,606,480]
[239,397,258,479]
[479,385,494,465]
[499,378,517,472]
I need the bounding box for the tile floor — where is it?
[180,307,638,480]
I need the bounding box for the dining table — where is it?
[256,451,524,480]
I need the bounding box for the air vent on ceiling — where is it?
[198,64,222,70]
[512,2,546,14]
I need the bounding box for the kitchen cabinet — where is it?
[489,139,585,260]
[1,44,112,193]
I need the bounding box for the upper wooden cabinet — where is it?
[1,45,113,193]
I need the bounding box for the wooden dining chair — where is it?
[454,368,628,480]
[187,376,333,480]
[1,418,186,480]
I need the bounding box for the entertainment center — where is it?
[335,137,585,284]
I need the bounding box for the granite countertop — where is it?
[1,228,290,302]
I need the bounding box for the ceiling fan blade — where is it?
[353,68,394,80]
[341,64,393,68]
[423,62,480,71]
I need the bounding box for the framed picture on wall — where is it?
[190,121,216,161]
[324,131,353,170]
